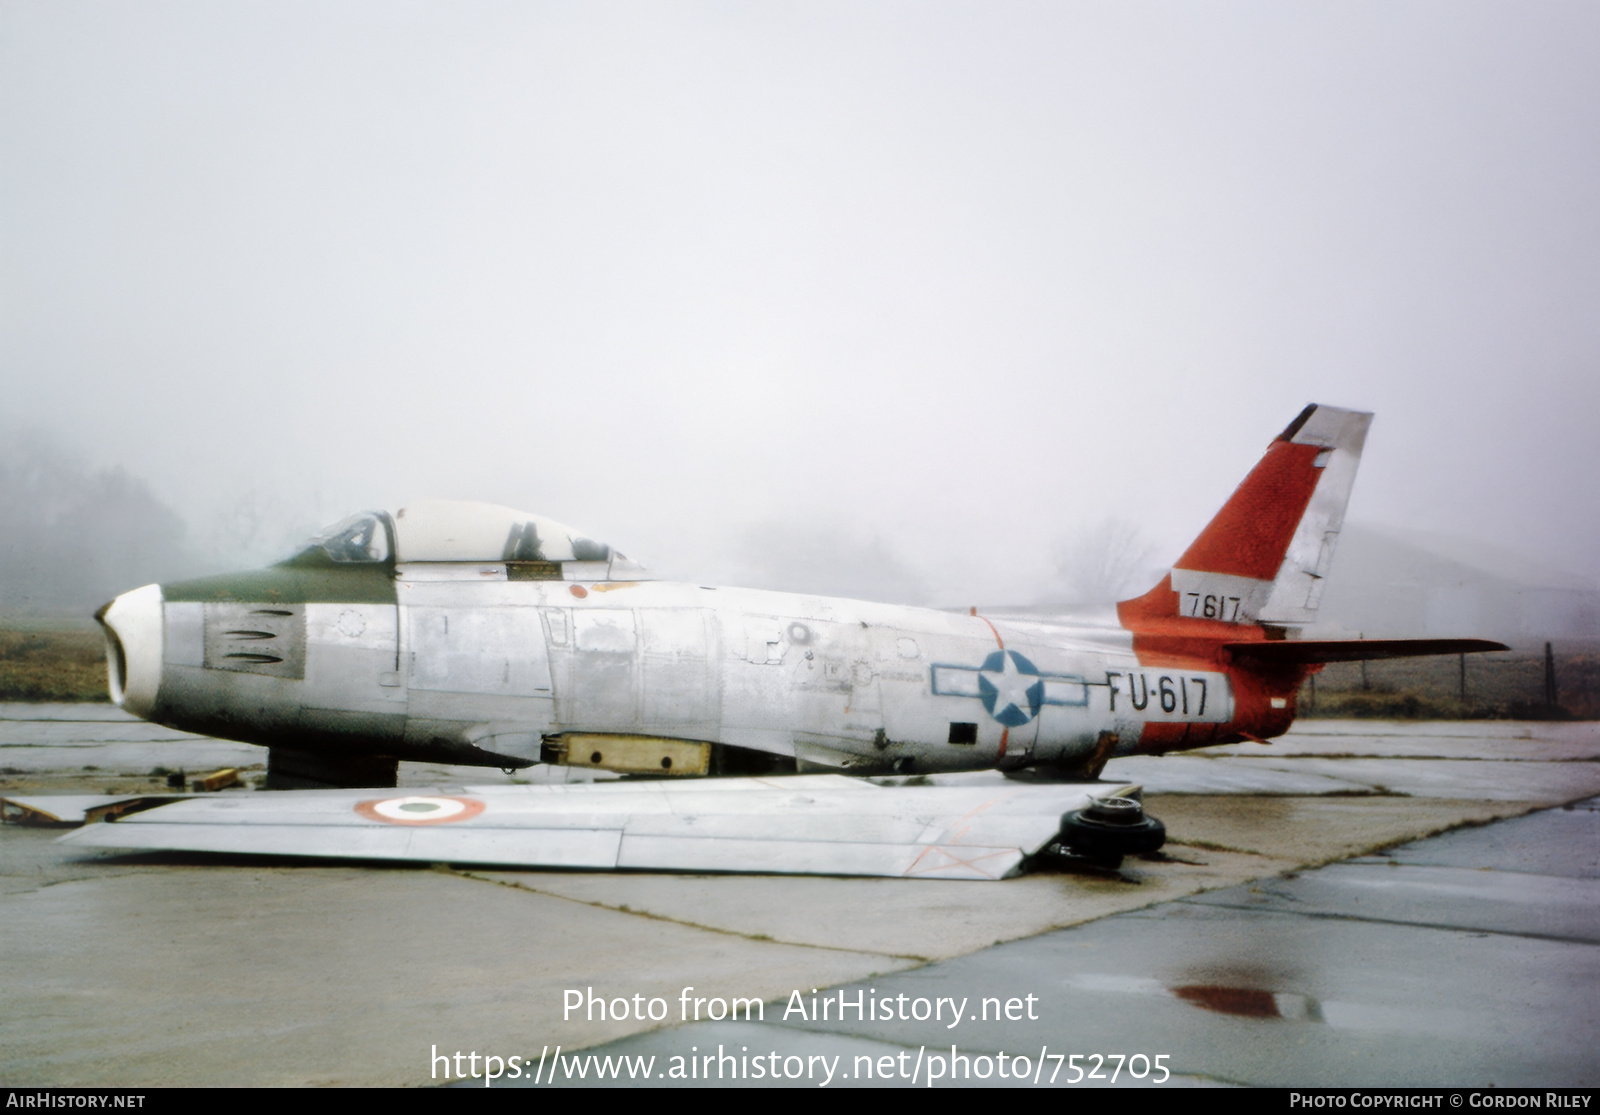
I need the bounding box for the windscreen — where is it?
[306,512,392,563]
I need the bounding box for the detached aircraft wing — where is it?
[1,793,184,826]
[58,775,1137,881]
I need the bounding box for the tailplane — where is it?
[1225,638,1508,665]
[1121,404,1372,627]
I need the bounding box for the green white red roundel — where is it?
[355,795,485,825]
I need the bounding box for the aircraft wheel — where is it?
[1059,797,1166,858]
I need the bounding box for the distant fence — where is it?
[1300,644,1599,720]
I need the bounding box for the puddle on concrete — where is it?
[1172,984,1324,1022]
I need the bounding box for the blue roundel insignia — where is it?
[977,650,1046,727]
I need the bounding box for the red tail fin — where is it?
[1121,404,1372,627]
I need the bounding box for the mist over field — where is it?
[0,434,193,618]
[3,3,1597,619]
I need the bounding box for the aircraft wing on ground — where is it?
[1,794,186,825]
[57,775,1137,881]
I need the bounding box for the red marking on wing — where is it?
[948,794,1007,840]
[904,844,1016,879]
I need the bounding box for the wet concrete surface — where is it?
[0,703,587,794]
[1107,754,1600,800]
[1,710,1596,1087]
[0,703,259,783]
[518,798,1600,1088]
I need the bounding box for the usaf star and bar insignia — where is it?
[930,650,1089,727]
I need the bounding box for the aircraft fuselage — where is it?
[103,560,1281,781]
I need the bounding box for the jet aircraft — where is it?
[74,404,1506,878]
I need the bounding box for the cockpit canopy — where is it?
[311,512,391,563]
[297,500,648,578]
[393,500,617,563]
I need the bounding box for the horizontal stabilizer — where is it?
[1224,638,1510,665]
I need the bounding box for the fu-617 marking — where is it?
[1106,670,1228,721]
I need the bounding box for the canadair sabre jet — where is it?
[71,405,1505,878]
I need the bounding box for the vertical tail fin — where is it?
[1121,404,1372,626]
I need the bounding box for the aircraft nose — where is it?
[96,584,164,718]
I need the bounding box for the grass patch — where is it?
[1302,650,1599,720]
[0,629,109,702]
[1304,687,1578,721]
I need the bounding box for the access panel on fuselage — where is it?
[406,605,552,695]
[542,606,719,737]
[397,577,557,731]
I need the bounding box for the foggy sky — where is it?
[3,2,1597,607]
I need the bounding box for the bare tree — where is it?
[0,432,193,619]
[728,520,932,606]
[1052,517,1164,604]
[200,488,317,571]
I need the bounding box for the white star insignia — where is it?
[981,652,1040,719]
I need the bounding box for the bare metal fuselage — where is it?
[104,564,1238,779]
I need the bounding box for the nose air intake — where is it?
[98,610,128,704]
[96,584,164,717]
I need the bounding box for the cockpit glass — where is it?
[312,513,391,563]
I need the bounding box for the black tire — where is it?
[1059,798,1166,858]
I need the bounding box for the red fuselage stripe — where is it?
[973,614,1008,758]
[974,614,1004,649]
